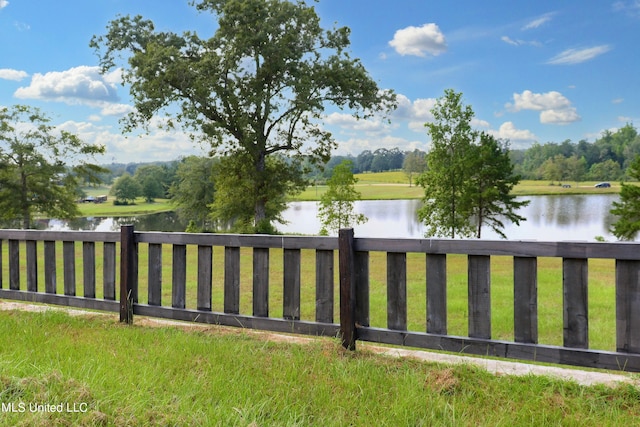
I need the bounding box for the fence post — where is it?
[339,228,356,350]
[120,225,135,324]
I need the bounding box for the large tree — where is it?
[610,155,640,240]
[416,89,477,238]
[468,133,528,238]
[416,90,526,239]
[91,0,395,232]
[0,105,105,229]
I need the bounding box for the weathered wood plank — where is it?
[0,230,119,243]
[133,304,340,338]
[172,244,187,309]
[339,228,356,350]
[63,241,76,296]
[253,248,269,317]
[26,240,38,292]
[0,240,3,289]
[315,250,334,324]
[468,255,491,339]
[135,231,338,250]
[224,247,240,314]
[426,254,447,334]
[197,245,212,311]
[83,242,96,298]
[9,240,19,290]
[616,259,640,353]
[44,241,56,294]
[148,243,162,306]
[354,251,370,328]
[563,258,589,349]
[0,289,119,313]
[103,242,116,300]
[356,326,640,372]
[514,257,538,344]
[387,252,407,331]
[283,248,301,320]
[353,237,640,260]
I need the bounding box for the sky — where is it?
[1,0,639,163]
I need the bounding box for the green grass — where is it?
[293,174,626,201]
[1,309,639,426]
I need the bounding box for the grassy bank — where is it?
[1,309,638,426]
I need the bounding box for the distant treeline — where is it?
[96,123,640,188]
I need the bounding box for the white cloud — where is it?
[613,1,640,17]
[500,36,542,47]
[547,45,611,65]
[521,13,555,30]
[0,68,27,81]
[333,135,426,156]
[14,65,121,106]
[489,122,537,146]
[612,98,624,104]
[57,120,205,163]
[324,112,388,134]
[389,23,447,57]
[0,0,8,9]
[506,90,581,125]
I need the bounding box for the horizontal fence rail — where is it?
[1,227,639,372]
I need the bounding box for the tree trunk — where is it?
[254,150,267,230]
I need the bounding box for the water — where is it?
[39,194,629,242]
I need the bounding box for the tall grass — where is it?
[0,309,638,426]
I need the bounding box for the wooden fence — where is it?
[1,226,640,372]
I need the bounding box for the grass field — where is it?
[294,172,623,201]
[1,309,639,426]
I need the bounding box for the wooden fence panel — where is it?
[387,252,407,331]
[468,255,491,339]
[426,254,447,334]
[44,241,56,294]
[253,248,269,317]
[224,247,240,314]
[355,251,370,328]
[83,242,96,298]
[514,256,538,343]
[172,244,187,309]
[63,241,75,296]
[197,245,212,311]
[103,242,116,300]
[616,259,640,353]
[283,248,301,320]
[315,250,334,324]
[563,258,589,349]
[9,240,19,290]
[148,243,162,306]
[26,240,37,292]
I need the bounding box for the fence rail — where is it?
[1,226,639,372]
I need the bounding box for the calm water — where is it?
[41,194,630,242]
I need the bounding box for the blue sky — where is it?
[1,0,639,163]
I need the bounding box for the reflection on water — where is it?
[40,194,631,242]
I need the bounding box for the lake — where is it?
[40,194,631,242]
